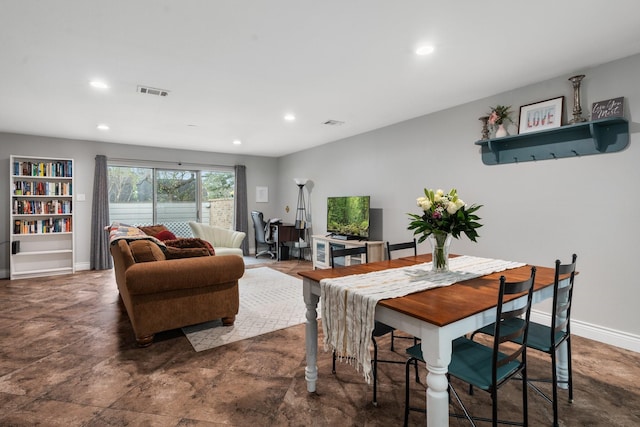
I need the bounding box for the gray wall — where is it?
[0,136,280,271]
[277,53,640,345]
[1,53,638,350]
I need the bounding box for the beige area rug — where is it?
[182,266,311,352]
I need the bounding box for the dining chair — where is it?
[386,238,417,261]
[404,267,537,427]
[329,244,403,407]
[385,239,419,361]
[471,254,577,427]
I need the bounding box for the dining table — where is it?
[298,254,568,427]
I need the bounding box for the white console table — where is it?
[311,234,384,269]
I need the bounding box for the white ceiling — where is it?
[2,1,640,157]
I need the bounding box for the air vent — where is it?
[137,85,169,97]
[323,119,345,126]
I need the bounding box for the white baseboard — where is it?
[75,262,91,271]
[531,309,640,353]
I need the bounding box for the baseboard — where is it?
[531,309,640,353]
[75,262,91,271]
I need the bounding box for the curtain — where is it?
[90,155,112,270]
[234,164,249,255]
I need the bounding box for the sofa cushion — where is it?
[155,230,177,241]
[164,238,215,256]
[138,224,169,237]
[165,246,210,259]
[129,240,166,263]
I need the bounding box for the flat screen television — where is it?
[327,195,370,239]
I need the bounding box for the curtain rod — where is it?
[107,157,239,170]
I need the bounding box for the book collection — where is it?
[13,180,72,196]
[13,217,72,234]
[13,199,72,215]
[13,160,73,177]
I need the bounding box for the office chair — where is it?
[329,243,403,407]
[250,211,276,259]
[404,267,537,427]
[471,254,577,427]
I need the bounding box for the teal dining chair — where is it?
[471,254,577,427]
[404,267,537,427]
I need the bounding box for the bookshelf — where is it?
[10,155,75,279]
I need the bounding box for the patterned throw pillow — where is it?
[138,224,169,237]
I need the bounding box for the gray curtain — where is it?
[234,164,249,255]
[90,155,112,270]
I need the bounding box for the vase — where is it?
[495,123,508,138]
[428,231,452,272]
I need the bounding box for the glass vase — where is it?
[429,231,452,272]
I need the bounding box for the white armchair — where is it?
[188,222,246,257]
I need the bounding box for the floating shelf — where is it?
[474,117,629,165]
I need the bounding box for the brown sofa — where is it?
[110,238,245,346]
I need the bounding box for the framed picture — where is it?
[518,96,564,134]
[256,186,268,203]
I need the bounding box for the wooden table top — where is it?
[298,254,559,327]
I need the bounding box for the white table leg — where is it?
[422,336,452,426]
[303,280,319,392]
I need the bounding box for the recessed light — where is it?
[284,114,296,121]
[415,45,435,56]
[90,80,109,89]
[97,124,110,131]
[232,139,242,145]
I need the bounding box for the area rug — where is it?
[182,266,311,352]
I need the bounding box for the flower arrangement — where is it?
[487,105,513,126]
[408,188,483,270]
[408,188,483,242]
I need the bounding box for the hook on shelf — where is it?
[531,155,536,161]
[513,157,518,163]
[550,152,557,159]
[571,150,579,156]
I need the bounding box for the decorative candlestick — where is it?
[479,116,490,140]
[568,74,587,124]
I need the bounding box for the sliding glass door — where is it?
[108,164,235,236]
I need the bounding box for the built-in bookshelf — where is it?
[10,155,75,279]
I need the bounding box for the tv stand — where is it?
[312,234,384,269]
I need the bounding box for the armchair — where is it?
[188,222,246,256]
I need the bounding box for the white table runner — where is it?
[320,255,526,382]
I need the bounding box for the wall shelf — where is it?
[474,117,629,165]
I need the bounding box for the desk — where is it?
[299,254,562,427]
[271,223,302,261]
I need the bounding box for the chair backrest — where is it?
[330,244,368,268]
[251,211,267,244]
[492,266,537,386]
[386,239,417,260]
[551,254,577,346]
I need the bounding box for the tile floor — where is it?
[0,259,638,426]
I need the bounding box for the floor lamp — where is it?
[294,178,309,258]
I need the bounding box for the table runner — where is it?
[320,255,526,382]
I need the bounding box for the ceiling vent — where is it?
[323,119,345,126]
[137,85,169,97]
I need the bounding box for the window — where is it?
[108,164,234,236]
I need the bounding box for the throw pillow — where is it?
[129,240,166,263]
[138,224,169,237]
[155,230,177,241]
